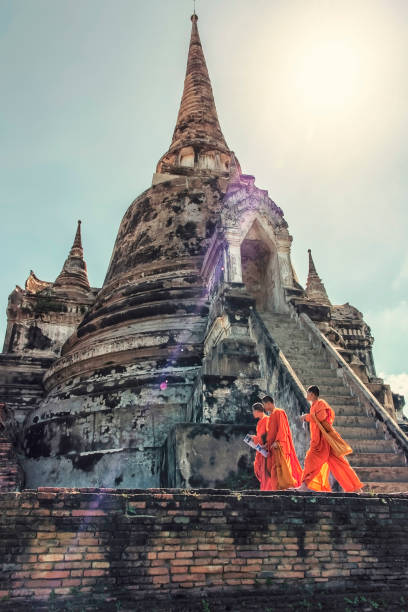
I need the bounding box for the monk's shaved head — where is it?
[252,402,264,413]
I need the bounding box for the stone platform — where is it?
[0,488,407,611]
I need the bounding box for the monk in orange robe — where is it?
[262,396,302,490]
[251,402,269,490]
[297,385,363,493]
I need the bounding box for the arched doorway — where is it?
[240,219,277,312]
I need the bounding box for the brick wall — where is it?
[0,489,407,610]
[0,436,23,493]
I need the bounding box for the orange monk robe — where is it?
[266,408,302,490]
[302,399,363,492]
[253,414,269,490]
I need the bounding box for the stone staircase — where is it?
[261,312,408,493]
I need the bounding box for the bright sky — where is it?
[1,0,407,402]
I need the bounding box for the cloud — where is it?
[380,372,408,417]
[381,372,408,399]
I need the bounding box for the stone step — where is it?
[270,330,308,340]
[261,312,293,320]
[324,395,356,406]
[336,426,383,440]
[333,404,366,416]
[266,322,305,332]
[355,466,408,483]
[335,415,374,428]
[287,366,345,383]
[263,318,301,327]
[261,317,298,328]
[283,347,317,357]
[295,370,338,382]
[288,363,333,375]
[314,388,351,398]
[362,482,408,494]
[350,439,397,453]
[276,346,312,357]
[286,360,332,371]
[291,363,340,376]
[285,354,333,367]
[287,362,332,375]
[349,452,406,468]
[311,385,348,397]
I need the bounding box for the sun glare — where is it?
[294,39,362,111]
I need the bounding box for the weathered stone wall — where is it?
[0,489,407,611]
[20,369,200,489]
[3,288,96,359]
[19,176,228,488]
[0,355,54,425]
[161,424,258,489]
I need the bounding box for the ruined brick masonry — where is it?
[0,489,407,610]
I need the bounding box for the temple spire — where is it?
[155,14,239,178]
[305,249,331,306]
[53,221,90,296]
[72,220,83,252]
[170,13,228,153]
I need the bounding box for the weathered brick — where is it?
[64,554,83,561]
[200,502,227,510]
[148,567,169,576]
[172,574,202,583]
[128,502,146,509]
[170,565,188,574]
[175,551,193,558]
[30,570,70,580]
[192,565,223,574]
[38,554,64,562]
[85,553,104,560]
[157,552,175,559]
[25,580,62,588]
[152,575,170,584]
[83,569,107,577]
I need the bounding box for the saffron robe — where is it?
[266,408,302,490]
[253,414,269,490]
[302,399,363,492]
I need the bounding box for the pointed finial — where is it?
[307,248,317,275]
[192,0,197,18]
[155,7,234,176]
[72,220,83,251]
[53,220,90,294]
[306,249,331,306]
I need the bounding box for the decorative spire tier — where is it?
[25,271,52,294]
[156,14,240,178]
[305,249,331,306]
[53,221,91,297]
